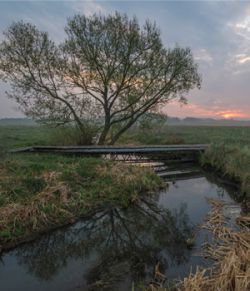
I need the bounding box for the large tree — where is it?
[0,13,201,144]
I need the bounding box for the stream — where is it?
[0,162,242,291]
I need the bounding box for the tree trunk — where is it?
[97,121,111,145]
[109,119,135,145]
[98,129,108,145]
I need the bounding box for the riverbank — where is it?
[143,199,250,291]
[178,198,250,291]
[1,126,250,252]
[1,161,243,291]
[0,154,163,253]
[200,144,250,211]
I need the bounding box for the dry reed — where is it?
[177,198,250,291]
[0,170,73,247]
[146,198,250,291]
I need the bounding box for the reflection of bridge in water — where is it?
[11,144,208,162]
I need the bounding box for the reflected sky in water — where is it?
[0,170,241,291]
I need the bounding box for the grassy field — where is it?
[2,124,249,199]
[202,144,250,201]
[118,125,250,146]
[0,125,57,149]
[0,153,162,252]
[0,124,250,252]
[1,125,250,149]
[119,125,250,202]
[0,124,165,252]
[0,124,249,289]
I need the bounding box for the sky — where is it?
[0,0,250,119]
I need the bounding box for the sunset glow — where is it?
[162,100,250,120]
[220,111,247,119]
[223,114,233,119]
[222,113,238,119]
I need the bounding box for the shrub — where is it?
[49,124,98,145]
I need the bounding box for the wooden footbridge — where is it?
[11,144,209,162]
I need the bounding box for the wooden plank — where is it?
[9,147,33,153]
[10,144,208,155]
[160,173,204,181]
[31,144,208,150]
[157,169,202,177]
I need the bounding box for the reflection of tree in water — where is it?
[204,172,242,202]
[14,197,193,290]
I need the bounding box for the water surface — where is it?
[0,165,241,291]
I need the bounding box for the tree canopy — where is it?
[0,12,201,144]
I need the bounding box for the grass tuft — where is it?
[201,144,250,201]
[0,155,163,252]
[176,198,250,291]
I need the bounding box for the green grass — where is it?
[118,126,250,202]
[117,125,250,146]
[0,124,96,149]
[1,124,250,149]
[0,124,250,251]
[201,144,250,199]
[0,125,54,149]
[0,153,163,251]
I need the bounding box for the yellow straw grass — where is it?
[177,198,250,291]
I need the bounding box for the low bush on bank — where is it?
[0,154,163,252]
[200,144,250,200]
[48,124,98,145]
